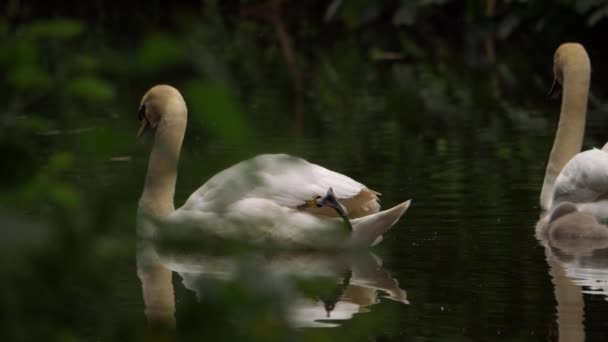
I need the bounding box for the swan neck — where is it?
[540,62,590,211]
[139,115,186,217]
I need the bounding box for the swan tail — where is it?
[347,200,411,248]
[602,142,608,152]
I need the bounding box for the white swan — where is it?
[136,85,411,248]
[537,43,608,240]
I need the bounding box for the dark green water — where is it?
[4,2,608,341]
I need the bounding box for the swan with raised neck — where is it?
[134,84,411,248]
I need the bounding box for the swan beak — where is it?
[317,187,353,231]
[137,118,149,138]
[548,77,562,99]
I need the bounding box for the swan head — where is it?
[137,85,187,137]
[549,43,590,97]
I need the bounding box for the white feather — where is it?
[553,149,608,206]
[167,154,409,248]
[183,154,365,210]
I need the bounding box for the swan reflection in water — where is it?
[136,238,408,329]
[539,235,608,342]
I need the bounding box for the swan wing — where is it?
[181,154,379,217]
[170,197,410,249]
[171,197,349,248]
[553,149,608,206]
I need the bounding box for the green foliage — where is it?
[67,77,115,102]
[185,81,254,146]
[136,32,187,72]
[24,19,84,39]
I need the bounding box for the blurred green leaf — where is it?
[0,139,36,190]
[48,152,74,173]
[498,13,522,39]
[0,20,8,37]
[25,19,84,39]
[7,65,51,89]
[79,128,130,157]
[185,81,254,145]
[67,77,115,102]
[393,2,418,26]
[588,6,608,26]
[136,33,186,71]
[72,55,100,72]
[324,0,343,22]
[48,182,82,209]
[336,0,377,28]
[16,116,53,132]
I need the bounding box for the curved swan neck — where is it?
[139,101,187,217]
[540,44,591,212]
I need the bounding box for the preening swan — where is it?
[136,85,411,248]
[537,43,608,240]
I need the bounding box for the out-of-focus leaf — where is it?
[393,2,418,26]
[498,13,521,39]
[136,33,186,71]
[575,0,598,13]
[185,81,254,146]
[397,34,425,59]
[67,77,115,102]
[25,19,84,39]
[17,115,53,132]
[0,139,36,190]
[324,0,343,22]
[48,152,74,173]
[370,48,404,61]
[48,182,82,209]
[588,6,608,26]
[7,66,51,89]
[72,55,99,72]
[3,40,39,66]
[336,0,379,28]
[0,20,7,36]
[79,128,130,157]
[422,0,450,4]
[361,2,384,24]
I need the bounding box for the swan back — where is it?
[552,149,608,206]
[181,154,376,216]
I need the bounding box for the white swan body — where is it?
[553,149,608,212]
[136,85,411,249]
[165,153,410,248]
[537,43,608,241]
[181,153,377,214]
